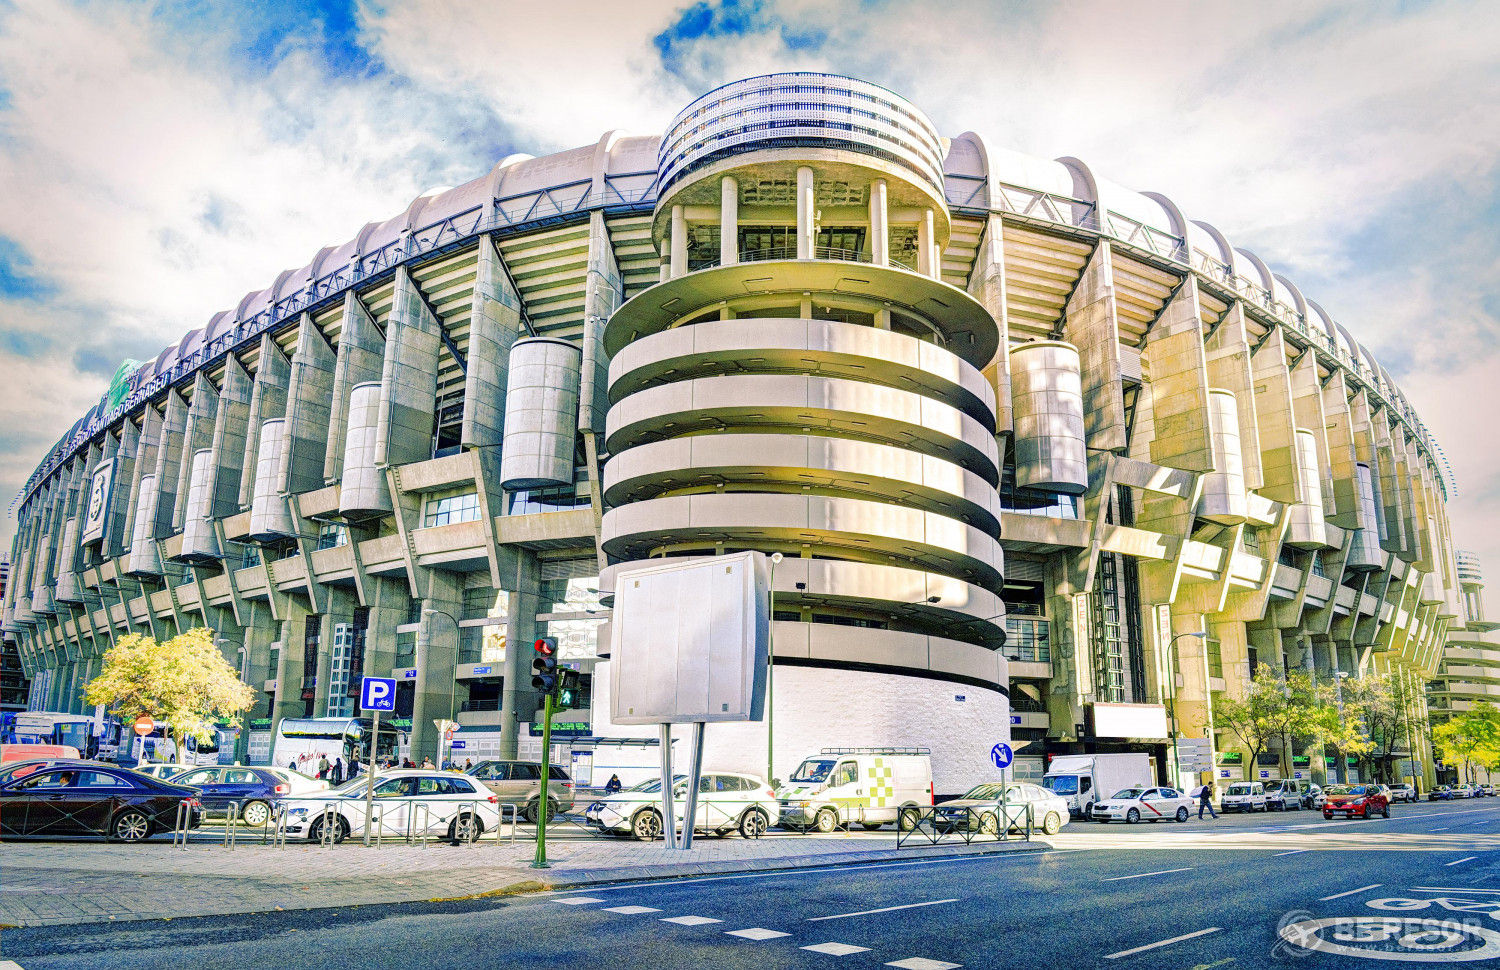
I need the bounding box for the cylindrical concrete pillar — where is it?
[1347,462,1383,571]
[1009,341,1087,494]
[869,179,888,266]
[720,176,738,267]
[500,337,583,491]
[54,516,82,604]
[1199,389,1248,524]
[917,208,935,277]
[179,448,221,562]
[670,205,687,278]
[339,381,391,518]
[1286,428,1328,548]
[796,166,815,259]
[126,474,162,575]
[248,419,293,542]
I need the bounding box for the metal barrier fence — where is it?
[895,801,1036,849]
[168,796,519,849]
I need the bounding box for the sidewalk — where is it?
[0,832,1046,927]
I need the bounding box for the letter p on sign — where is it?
[360,676,397,712]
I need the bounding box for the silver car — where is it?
[936,782,1069,835]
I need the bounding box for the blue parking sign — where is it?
[360,676,397,712]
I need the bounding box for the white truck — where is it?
[1040,753,1154,818]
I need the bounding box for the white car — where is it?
[1092,786,1195,824]
[260,765,330,795]
[935,782,1070,836]
[280,770,502,843]
[585,771,780,840]
[1221,781,1268,813]
[132,763,190,781]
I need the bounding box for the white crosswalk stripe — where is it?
[661,915,721,925]
[602,905,660,915]
[803,942,872,956]
[726,927,791,940]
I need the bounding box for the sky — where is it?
[0,0,1497,614]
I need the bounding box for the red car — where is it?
[1323,784,1390,820]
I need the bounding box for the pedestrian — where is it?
[421,756,435,770]
[333,757,345,786]
[317,754,330,780]
[464,759,473,772]
[1196,782,1218,820]
[605,774,622,794]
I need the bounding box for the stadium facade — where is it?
[3,73,1462,791]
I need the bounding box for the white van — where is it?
[1221,781,1268,812]
[1264,778,1305,811]
[777,748,933,833]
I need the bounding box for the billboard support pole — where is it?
[363,708,379,847]
[659,723,676,846]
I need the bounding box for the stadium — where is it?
[1,72,1466,792]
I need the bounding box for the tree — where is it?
[1307,676,1376,784]
[83,627,254,761]
[1343,670,1424,784]
[1433,703,1500,784]
[1213,664,1318,775]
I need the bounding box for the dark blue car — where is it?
[167,766,288,826]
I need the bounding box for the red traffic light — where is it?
[533,637,556,657]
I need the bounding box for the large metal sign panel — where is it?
[80,458,115,545]
[610,551,770,724]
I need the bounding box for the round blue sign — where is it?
[990,742,1013,769]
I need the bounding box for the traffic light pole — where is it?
[532,690,554,869]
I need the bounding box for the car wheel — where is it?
[1383,805,1391,819]
[1043,811,1063,835]
[448,813,483,844]
[524,799,558,825]
[1323,813,1332,820]
[631,809,663,841]
[898,806,922,832]
[977,811,1000,835]
[814,807,840,834]
[738,808,769,839]
[1126,807,1140,824]
[308,815,348,844]
[860,823,884,831]
[239,800,271,827]
[1175,806,1189,823]
[111,809,151,843]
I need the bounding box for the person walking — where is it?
[604,774,623,794]
[1196,782,1218,820]
[332,757,345,786]
[317,754,331,780]
[421,756,435,770]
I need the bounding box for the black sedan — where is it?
[0,762,201,841]
[168,765,289,825]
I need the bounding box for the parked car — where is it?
[1263,780,1305,811]
[1302,784,1324,809]
[259,765,331,796]
[1221,782,1268,813]
[0,757,92,785]
[280,770,501,843]
[1323,784,1391,820]
[1428,785,1454,801]
[934,782,1069,836]
[133,764,190,781]
[1387,783,1417,804]
[466,760,575,822]
[1481,784,1496,797]
[170,765,290,826]
[585,771,779,840]
[0,762,201,841]
[1090,787,1195,824]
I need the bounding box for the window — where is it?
[447,778,477,794]
[316,523,348,550]
[223,769,258,784]
[423,489,480,528]
[76,771,130,788]
[832,763,858,787]
[548,766,569,781]
[510,764,540,781]
[180,769,219,785]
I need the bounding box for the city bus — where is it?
[13,711,101,756]
[95,717,222,766]
[270,717,398,773]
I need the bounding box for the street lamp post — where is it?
[1166,631,1208,790]
[421,607,462,767]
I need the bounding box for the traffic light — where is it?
[556,668,581,709]
[531,637,559,693]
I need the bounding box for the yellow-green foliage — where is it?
[83,627,254,748]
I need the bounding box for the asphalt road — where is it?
[5,798,1499,969]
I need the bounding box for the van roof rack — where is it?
[819,747,931,756]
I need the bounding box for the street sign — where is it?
[1009,714,1021,725]
[444,729,455,741]
[450,740,466,750]
[133,715,154,737]
[990,743,1013,769]
[359,676,397,712]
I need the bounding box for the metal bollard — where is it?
[410,800,433,846]
[494,803,518,844]
[265,803,288,848]
[172,800,194,850]
[317,803,339,847]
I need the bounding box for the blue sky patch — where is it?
[0,235,53,300]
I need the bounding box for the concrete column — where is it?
[499,550,541,758]
[324,292,386,484]
[869,179,889,266]
[916,209,935,277]
[210,357,253,527]
[464,235,524,449]
[669,205,687,278]
[376,267,443,469]
[796,166,815,259]
[279,314,337,497]
[412,575,463,764]
[720,176,738,266]
[1062,242,1128,452]
[172,373,219,530]
[238,336,291,511]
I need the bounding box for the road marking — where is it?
[885,960,961,970]
[1414,886,1500,894]
[602,905,660,914]
[1274,849,1310,856]
[1102,867,1194,882]
[1319,884,1382,901]
[726,927,790,941]
[1446,856,1478,866]
[803,943,872,956]
[1104,927,1221,960]
[808,899,960,921]
[661,915,721,925]
[570,852,1066,892]
[552,896,604,905]
[1432,827,1450,832]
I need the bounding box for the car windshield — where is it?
[623,775,686,794]
[330,776,376,796]
[1325,785,1364,796]
[1227,785,1253,795]
[1112,788,1144,800]
[790,759,836,784]
[962,783,1006,800]
[1041,775,1077,795]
